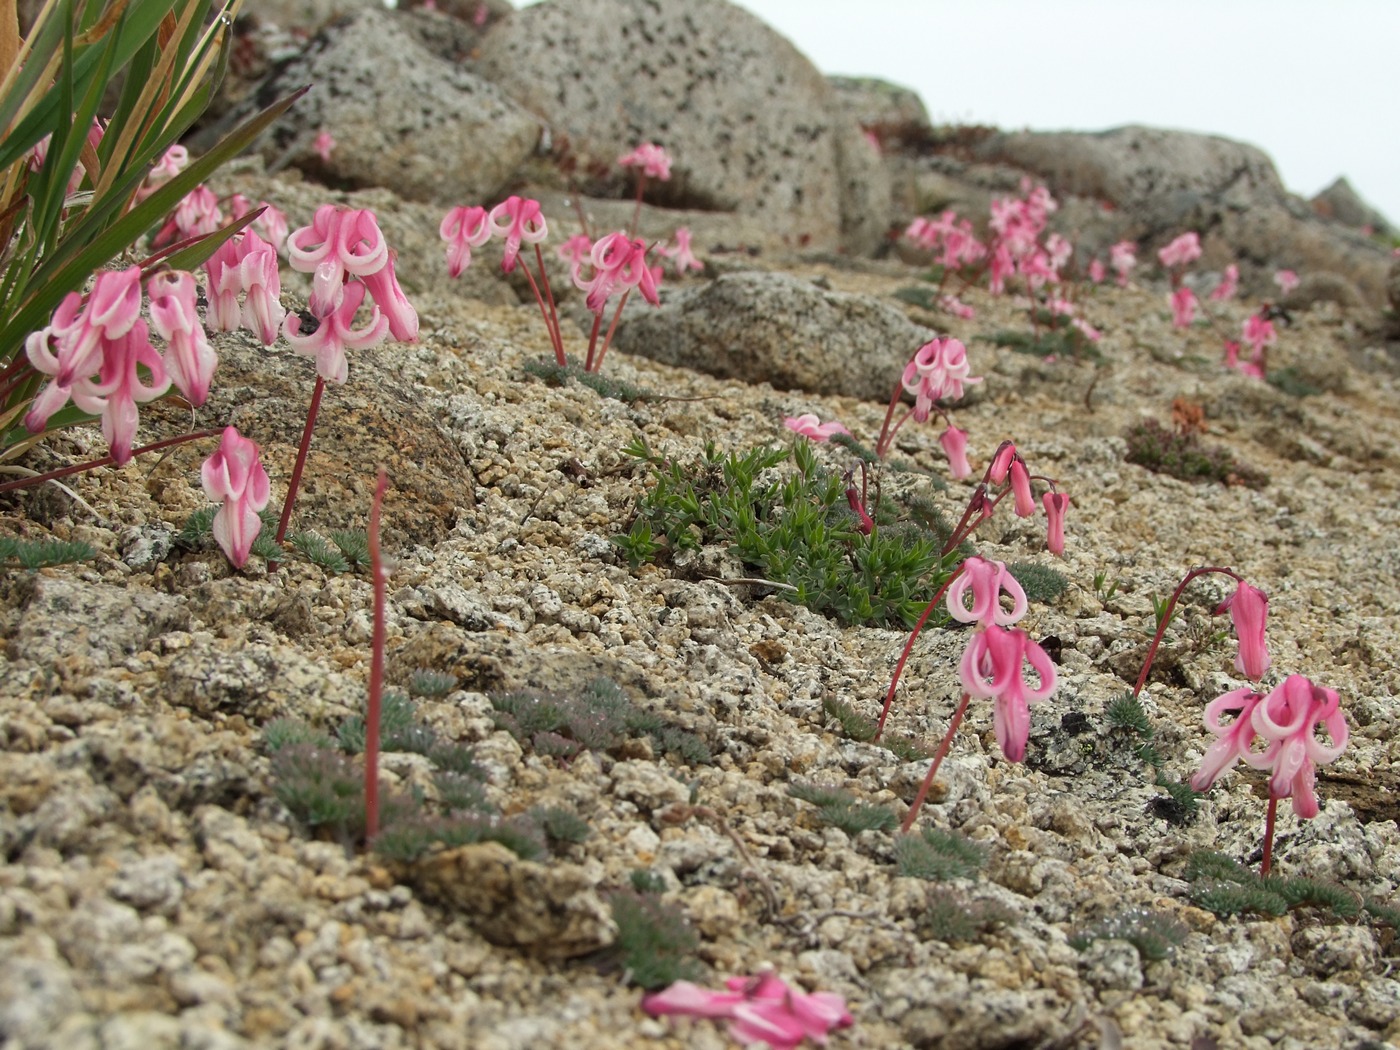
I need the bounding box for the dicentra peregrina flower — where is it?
[440,205,491,279]
[783,413,851,441]
[945,555,1027,628]
[643,971,853,1050]
[201,426,271,569]
[147,271,217,407]
[959,623,1058,763]
[1217,580,1271,680]
[1158,231,1202,269]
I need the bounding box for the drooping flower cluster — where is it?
[438,179,678,372]
[869,337,982,472]
[643,971,853,1049]
[617,141,673,181]
[283,204,418,383]
[1190,676,1348,821]
[206,230,286,347]
[23,266,203,464]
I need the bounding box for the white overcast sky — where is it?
[521,0,1399,226]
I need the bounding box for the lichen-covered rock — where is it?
[404,842,615,957]
[612,271,934,399]
[474,0,889,254]
[203,7,538,204]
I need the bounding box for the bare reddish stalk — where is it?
[876,563,965,738]
[1260,795,1278,877]
[518,258,567,366]
[583,311,605,372]
[901,691,972,833]
[530,243,566,359]
[364,469,390,841]
[0,429,216,493]
[872,378,909,459]
[589,288,632,374]
[273,375,325,549]
[1132,565,1242,698]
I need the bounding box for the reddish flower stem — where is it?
[274,375,325,549]
[901,691,972,833]
[876,563,965,738]
[519,260,567,367]
[1131,565,1242,698]
[531,243,566,359]
[589,288,632,374]
[872,379,906,459]
[1260,795,1279,877]
[364,469,389,841]
[583,312,605,372]
[0,429,216,493]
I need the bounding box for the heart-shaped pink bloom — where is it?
[939,425,971,479]
[945,556,1027,628]
[783,413,850,442]
[201,426,271,568]
[1247,675,1348,818]
[487,196,548,274]
[1217,581,1270,680]
[1042,491,1069,555]
[959,625,1057,762]
[148,271,218,407]
[1189,686,1265,792]
[283,276,389,384]
[440,205,491,279]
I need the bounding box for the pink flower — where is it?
[1217,581,1271,680]
[657,227,703,275]
[988,441,1016,484]
[556,233,593,266]
[1209,263,1239,302]
[287,205,390,299]
[900,337,981,418]
[283,276,389,384]
[570,231,659,313]
[204,231,285,345]
[153,184,223,248]
[939,425,971,478]
[939,295,975,320]
[286,206,416,341]
[1248,676,1348,818]
[147,271,217,407]
[201,426,271,569]
[1273,269,1299,294]
[959,625,1057,762]
[946,556,1028,628]
[486,196,549,274]
[1009,458,1036,517]
[41,320,170,465]
[1088,258,1106,284]
[23,267,148,437]
[230,196,290,254]
[440,205,491,278]
[136,144,188,202]
[1071,317,1101,343]
[1158,231,1201,269]
[783,413,850,441]
[643,972,853,1050]
[313,129,336,163]
[1042,491,1069,555]
[1170,286,1197,328]
[617,142,673,181]
[1189,686,1266,792]
[1109,240,1137,286]
[1242,312,1276,357]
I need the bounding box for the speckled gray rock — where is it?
[474,0,889,254]
[1311,176,1393,234]
[9,578,188,677]
[612,271,934,399]
[404,842,616,957]
[208,7,538,204]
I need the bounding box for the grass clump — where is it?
[263,692,561,864]
[1006,561,1068,603]
[409,669,459,698]
[490,678,711,765]
[0,536,96,569]
[920,893,1016,942]
[788,782,898,835]
[289,532,352,573]
[895,828,987,882]
[621,436,957,628]
[1069,906,1189,962]
[523,358,654,402]
[1184,850,1367,923]
[1124,419,1268,489]
[605,889,702,991]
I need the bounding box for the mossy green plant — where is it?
[895,827,987,882]
[788,782,898,835]
[621,435,957,628]
[1124,419,1268,489]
